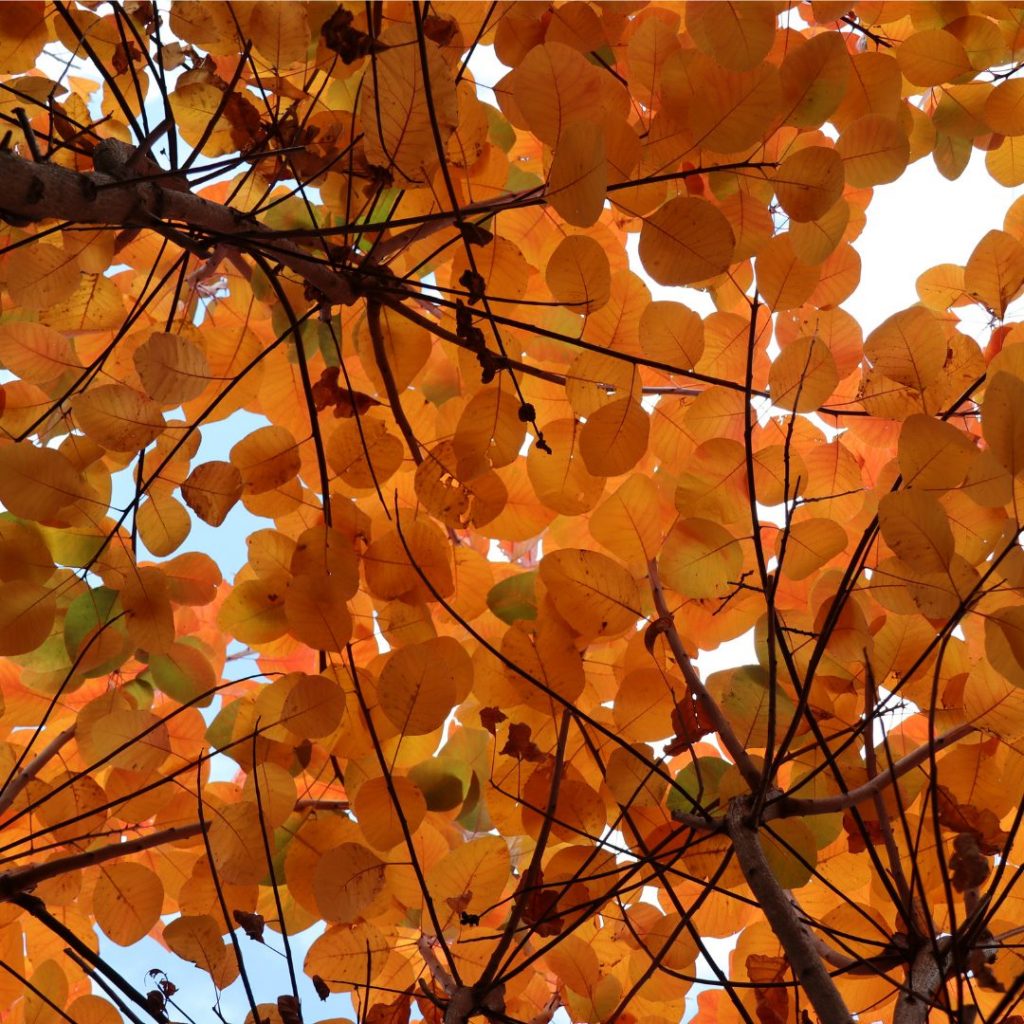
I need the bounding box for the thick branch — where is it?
[0,147,358,305]
[894,946,945,1024]
[0,821,205,901]
[768,724,973,820]
[727,799,853,1024]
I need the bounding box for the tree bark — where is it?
[0,147,358,305]
[727,799,853,1024]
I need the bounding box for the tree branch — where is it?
[648,559,763,791]
[893,946,946,1024]
[0,148,358,305]
[0,725,75,819]
[367,299,422,465]
[727,798,853,1024]
[767,724,974,819]
[0,822,205,901]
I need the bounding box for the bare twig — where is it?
[366,299,422,465]
[0,725,75,819]
[648,559,762,791]
[768,724,974,820]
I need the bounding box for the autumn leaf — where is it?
[0,6,1022,1024]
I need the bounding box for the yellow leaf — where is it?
[897,414,978,490]
[0,321,81,387]
[230,425,301,495]
[985,79,1024,136]
[427,835,510,924]
[217,575,289,644]
[982,370,1024,476]
[545,234,611,313]
[640,300,705,372]
[363,514,453,602]
[539,548,641,638]
[755,234,821,312]
[864,306,948,390]
[248,1,309,66]
[120,565,175,655]
[354,304,431,393]
[547,120,606,227]
[660,518,742,599]
[327,412,405,490]
[241,761,296,826]
[452,386,526,472]
[985,606,1024,688]
[359,23,457,186]
[527,418,606,515]
[579,398,650,476]
[7,242,80,309]
[685,0,775,72]
[836,114,909,188]
[133,332,211,405]
[72,384,165,451]
[0,579,55,655]
[377,636,470,735]
[774,147,845,223]
[769,334,838,412]
[181,461,243,527]
[589,474,669,568]
[762,818,818,889]
[639,197,736,287]
[0,2,48,73]
[313,842,386,923]
[93,863,164,946]
[279,672,346,739]
[0,443,85,522]
[164,914,232,976]
[512,41,602,147]
[136,492,191,556]
[353,775,427,852]
[39,273,124,331]
[304,922,389,994]
[878,490,954,574]
[897,30,972,87]
[284,572,353,652]
[663,52,782,154]
[779,31,849,129]
[916,264,968,311]
[778,519,847,581]
[964,229,1024,318]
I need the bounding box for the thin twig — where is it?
[366,300,422,464]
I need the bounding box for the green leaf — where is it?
[667,756,730,815]
[487,572,538,624]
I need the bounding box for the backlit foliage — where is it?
[4,3,1024,1024]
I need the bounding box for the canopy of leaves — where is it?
[2,4,1024,1024]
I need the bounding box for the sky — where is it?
[18,27,1024,1024]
